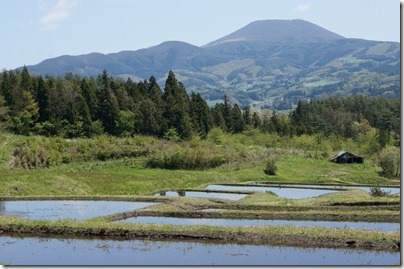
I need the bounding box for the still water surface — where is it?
[155,191,247,200]
[118,216,399,231]
[206,184,401,198]
[0,200,157,220]
[0,235,399,265]
[206,184,341,198]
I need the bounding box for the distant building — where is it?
[331,150,364,164]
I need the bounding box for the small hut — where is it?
[331,151,364,164]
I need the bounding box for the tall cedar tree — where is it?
[190,92,213,138]
[96,70,120,135]
[163,71,192,140]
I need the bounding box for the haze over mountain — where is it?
[23,19,400,109]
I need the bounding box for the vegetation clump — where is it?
[263,157,278,175]
[379,146,400,178]
[369,186,391,197]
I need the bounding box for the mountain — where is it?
[22,19,400,109]
[204,19,344,46]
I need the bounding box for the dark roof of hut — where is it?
[330,150,363,162]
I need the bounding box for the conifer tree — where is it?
[80,77,97,120]
[222,95,233,131]
[242,106,252,127]
[96,70,120,135]
[163,71,192,140]
[190,92,213,138]
[34,75,50,122]
[211,104,226,131]
[231,103,245,133]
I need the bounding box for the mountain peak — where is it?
[205,19,345,46]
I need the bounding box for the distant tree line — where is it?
[0,67,400,148]
[290,96,400,146]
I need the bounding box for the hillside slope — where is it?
[23,19,400,109]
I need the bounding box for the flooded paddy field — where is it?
[154,190,249,200]
[205,184,400,198]
[0,200,158,220]
[252,182,401,195]
[205,184,344,198]
[0,181,399,266]
[0,235,399,266]
[117,215,400,231]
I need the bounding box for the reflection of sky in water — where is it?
[0,235,399,265]
[254,183,401,195]
[155,191,247,200]
[118,216,399,231]
[205,185,339,199]
[354,187,400,194]
[206,185,400,198]
[0,201,158,220]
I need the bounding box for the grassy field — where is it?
[0,155,395,196]
[0,130,398,196]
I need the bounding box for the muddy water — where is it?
[0,201,158,220]
[0,235,398,265]
[155,191,247,200]
[118,216,399,231]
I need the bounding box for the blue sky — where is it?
[0,0,400,70]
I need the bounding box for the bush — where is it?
[369,186,391,197]
[207,127,226,145]
[9,135,151,168]
[263,157,277,175]
[146,148,228,170]
[9,142,50,169]
[379,146,400,178]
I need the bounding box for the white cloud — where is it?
[295,3,310,12]
[38,0,78,30]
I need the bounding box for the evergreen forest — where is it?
[0,67,400,177]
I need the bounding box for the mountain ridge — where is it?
[204,19,345,46]
[21,19,400,109]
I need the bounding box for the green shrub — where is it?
[369,186,391,197]
[379,146,400,178]
[207,127,226,145]
[163,128,181,142]
[145,143,228,170]
[263,157,277,175]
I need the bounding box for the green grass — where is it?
[0,215,399,250]
[274,155,386,184]
[0,151,394,196]
[0,130,398,197]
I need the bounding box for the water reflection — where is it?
[206,184,401,198]
[155,191,247,200]
[0,235,399,265]
[118,216,400,231]
[0,201,158,220]
[206,185,341,199]
[253,183,401,195]
[0,202,4,214]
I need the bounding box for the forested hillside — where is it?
[22,20,400,109]
[0,67,400,177]
[0,67,399,143]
